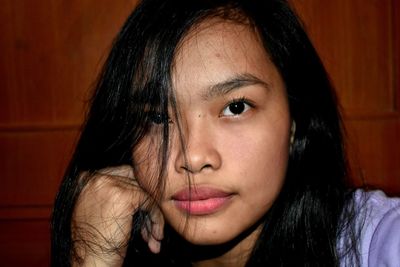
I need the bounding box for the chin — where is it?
[171,219,244,246]
[182,232,233,245]
[163,207,262,248]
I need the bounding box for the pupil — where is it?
[229,102,245,114]
[150,112,167,124]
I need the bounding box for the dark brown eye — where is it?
[222,100,251,116]
[148,112,170,125]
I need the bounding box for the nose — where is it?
[174,123,222,174]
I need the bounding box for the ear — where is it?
[290,120,296,152]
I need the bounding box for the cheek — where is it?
[222,120,290,197]
[132,135,164,196]
[225,123,289,169]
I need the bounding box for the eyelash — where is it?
[220,97,254,117]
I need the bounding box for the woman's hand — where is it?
[71,165,164,266]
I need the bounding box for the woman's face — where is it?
[135,20,291,246]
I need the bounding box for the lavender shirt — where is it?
[340,190,400,266]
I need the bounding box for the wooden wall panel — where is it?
[0,0,138,126]
[290,0,400,194]
[0,0,138,266]
[291,0,395,115]
[0,220,50,266]
[346,118,400,193]
[0,130,78,206]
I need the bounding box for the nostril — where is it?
[181,165,191,173]
[181,163,212,173]
[181,164,195,173]
[202,164,212,169]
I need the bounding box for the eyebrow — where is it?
[201,73,270,100]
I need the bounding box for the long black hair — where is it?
[51,0,358,266]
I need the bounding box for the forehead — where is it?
[171,19,280,96]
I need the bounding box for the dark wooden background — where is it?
[0,0,398,265]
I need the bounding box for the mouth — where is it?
[171,187,234,215]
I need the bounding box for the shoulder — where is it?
[353,190,400,266]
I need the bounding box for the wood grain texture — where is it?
[291,0,396,116]
[346,118,400,194]
[0,220,50,266]
[0,0,138,126]
[290,0,400,194]
[0,0,138,266]
[0,130,79,206]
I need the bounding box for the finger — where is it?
[148,236,161,254]
[140,224,150,242]
[149,207,164,241]
[140,214,152,242]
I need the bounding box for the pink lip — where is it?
[172,187,233,215]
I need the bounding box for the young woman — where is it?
[51,0,400,266]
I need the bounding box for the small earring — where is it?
[289,121,296,153]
